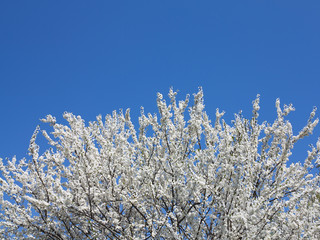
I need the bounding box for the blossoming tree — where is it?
[1,89,320,239]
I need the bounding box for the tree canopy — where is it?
[1,88,320,239]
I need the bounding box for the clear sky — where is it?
[1,1,320,163]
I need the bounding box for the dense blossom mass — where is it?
[1,88,320,239]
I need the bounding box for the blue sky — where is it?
[0,1,319,163]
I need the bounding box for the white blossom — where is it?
[0,88,320,239]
